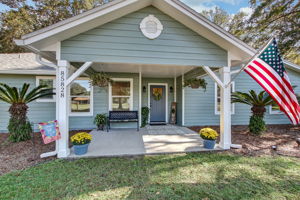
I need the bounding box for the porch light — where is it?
[170,86,174,93]
[143,86,146,93]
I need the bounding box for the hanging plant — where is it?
[184,78,207,90]
[152,88,162,101]
[89,72,112,87]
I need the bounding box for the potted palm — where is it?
[71,132,92,155]
[199,128,219,149]
[184,78,207,90]
[231,90,274,135]
[94,114,107,130]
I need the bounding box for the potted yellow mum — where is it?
[71,132,92,155]
[199,128,219,149]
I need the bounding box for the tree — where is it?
[231,90,274,135]
[246,0,300,62]
[0,0,112,53]
[0,83,54,142]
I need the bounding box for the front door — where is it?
[150,85,166,123]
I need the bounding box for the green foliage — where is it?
[249,115,266,135]
[7,118,32,142]
[89,72,112,87]
[0,83,54,142]
[141,107,150,127]
[183,78,207,90]
[94,114,107,127]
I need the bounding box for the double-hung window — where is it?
[70,78,93,116]
[215,82,235,115]
[36,76,56,102]
[269,104,282,114]
[109,78,133,111]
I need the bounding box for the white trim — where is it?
[202,66,225,89]
[148,83,168,123]
[174,77,177,102]
[182,75,185,126]
[69,77,94,117]
[269,106,283,115]
[0,70,55,75]
[139,71,142,127]
[36,76,56,102]
[215,82,235,115]
[140,14,163,39]
[66,61,93,86]
[108,78,134,111]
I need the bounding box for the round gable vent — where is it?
[140,15,163,39]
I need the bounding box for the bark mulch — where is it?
[1,125,299,175]
[190,124,300,158]
[0,130,90,175]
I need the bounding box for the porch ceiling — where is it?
[87,62,216,78]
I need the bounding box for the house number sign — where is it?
[60,70,65,98]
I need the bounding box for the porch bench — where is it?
[107,111,139,132]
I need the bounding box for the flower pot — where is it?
[73,143,90,155]
[97,124,105,131]
[203,139,216,149]
[190,83,200,89]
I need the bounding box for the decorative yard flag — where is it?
[244,39,300,125]
[38,120,61,144]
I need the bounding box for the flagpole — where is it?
[226,37,275,88]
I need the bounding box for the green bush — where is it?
[141,107,150,127]
[7,118,32,142]
[249,115,266,135]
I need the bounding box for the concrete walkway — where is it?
[68,127,222,158]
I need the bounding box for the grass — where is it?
[0,153,299,200]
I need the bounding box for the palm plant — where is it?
[0,83,54,142]
[232,90,274,135]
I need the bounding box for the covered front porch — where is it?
[69,125,222,158]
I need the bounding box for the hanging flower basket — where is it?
[89,72,112,87]
[184,78,207,90]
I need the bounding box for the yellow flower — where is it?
[71,132,92,145]
[199,128,218,140]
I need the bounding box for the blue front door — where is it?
[150,85,166,123]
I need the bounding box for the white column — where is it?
[57,60,70,158]
[219,66,231,149]
[174,77,177,102]
[139,71,142,127]
[182,74,185,126]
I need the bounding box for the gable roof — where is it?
[14,0,300,72]
[0,53,55,75]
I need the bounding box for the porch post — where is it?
[57,60,70,158]
[219,66,231,149]
[182,74,185,126]
[139,71,142,127]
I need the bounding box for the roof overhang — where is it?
[14,0,300,72]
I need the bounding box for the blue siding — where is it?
[183,68,300,126]
[61,6,227,66]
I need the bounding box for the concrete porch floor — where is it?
[68,125,223,158]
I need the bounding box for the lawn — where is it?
[0,153,299,200]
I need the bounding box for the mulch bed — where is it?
[0,130,89,175]
[1,125,299,175]
[190,124,300,158]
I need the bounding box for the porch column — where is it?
[219,66,231,149]
[139,71,142,127]
[57,60,70,158]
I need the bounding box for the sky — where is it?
[0,0,252,14]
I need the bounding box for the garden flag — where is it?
[38,120,61,144]
[244,39,300,125]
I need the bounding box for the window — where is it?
[215,82,235,115]
[109,78,133,111]
[70,79,93,116]
[36,76,55,102]
[269,104,282,115]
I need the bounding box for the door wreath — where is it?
[152,88,162,101]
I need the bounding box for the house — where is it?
[0,0,299,158]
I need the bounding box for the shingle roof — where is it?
[0,53,55,74]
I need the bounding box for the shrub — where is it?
[249,115,266,135]
[199,128,219,140]
[7,118,32,142]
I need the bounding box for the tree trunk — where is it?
[251,106,266,117]
[9,103,28,122]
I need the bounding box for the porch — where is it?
[69,125,223,158]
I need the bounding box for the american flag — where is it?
[244,39,300,125]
